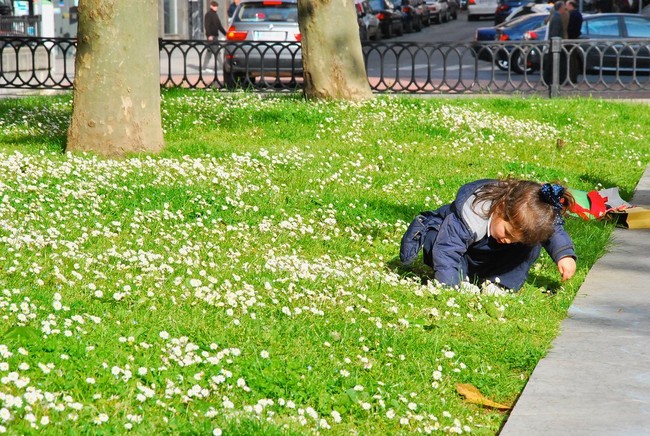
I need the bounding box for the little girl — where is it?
[400,178,577,291]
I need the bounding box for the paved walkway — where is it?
[501,165,650,436]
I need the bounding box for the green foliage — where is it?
[0,91,647,434]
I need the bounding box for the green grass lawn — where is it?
[0,90,648,434]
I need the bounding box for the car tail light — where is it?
[468,0,476,5]
[524,30,538,40]
[402,6,409,12]
[295,33,302,42]
[496,5,509,12]
[498,34,509,41]
[227,26,249,41]
[377,12,386,19]
[262,0,282,4]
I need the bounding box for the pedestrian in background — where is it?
[566,0,583,83]
[543,1,569,87]
[203,1,227,72]
[228,0,241,18]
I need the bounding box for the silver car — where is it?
[223,0,302,88]
[357,0,382,41]
[425,0,449,24]
[467,0,498,21]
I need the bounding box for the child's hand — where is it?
[557,257,576,281]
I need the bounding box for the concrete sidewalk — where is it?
[500,165,650,436]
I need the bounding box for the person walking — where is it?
[543,1,569,87]
[203,1,228,72]
[566,0,583,83]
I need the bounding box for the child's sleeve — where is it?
[543,223,576,264]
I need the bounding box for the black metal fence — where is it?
[2,35,650,98]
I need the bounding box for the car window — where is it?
[582,16,620,37]
[624,17,650,38]
[368,0,387,9]
[508,15,547,32]
[235,2,298,22]
[501,14,545,30]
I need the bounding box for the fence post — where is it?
[549,37,561,98]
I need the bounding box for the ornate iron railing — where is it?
[1,36,649,98]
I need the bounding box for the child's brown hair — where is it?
[473,178,574,245]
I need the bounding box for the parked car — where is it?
[356,0,382,41]
[467,0,498,21]
[529,13,650,73]
[494,0,529,25]
[368,0,404,38]
[393,0,424,32]
[224,0,302,88]
[472,13,549,72]
[425,0,449,23]
[415,0,432,26]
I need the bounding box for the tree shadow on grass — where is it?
[0,134,66,153]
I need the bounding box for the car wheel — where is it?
[495,51,510,71]
[396,21,404,36]
[452,9,457,19]
[443,11,449,22]
[416,17,422,31]
[495,59,509,71]
[467,14,475,21]
[384,22,393,38]
[511,49,535,74]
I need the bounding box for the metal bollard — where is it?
[549,37,562,98]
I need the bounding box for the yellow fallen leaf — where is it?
[455,383,512,411]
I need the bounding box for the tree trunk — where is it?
[298,0,372,101]
[66,0,164,157]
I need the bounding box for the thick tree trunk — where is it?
[298,0,372,101]
[66,0,164,157]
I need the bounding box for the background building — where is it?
[1,0,228,39]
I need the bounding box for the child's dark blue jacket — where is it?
[400,179,576,290]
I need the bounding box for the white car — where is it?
[467,0,498,21]
[356,0,382,40]
[425,0,449,24]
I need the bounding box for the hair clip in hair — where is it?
[540,183,564,211]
